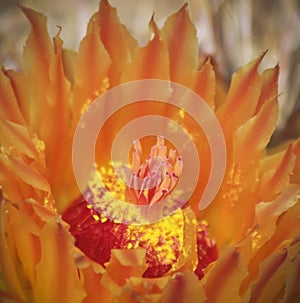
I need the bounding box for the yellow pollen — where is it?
[92,214,100,221]
[80,98,92,115]
[251,230,262,250]
[127,209,185,267]
[33,139,46,165]
[100,77,110,92]
[101,217,107,223]
[179,109,185,119]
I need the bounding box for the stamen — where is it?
[62,135,218,279]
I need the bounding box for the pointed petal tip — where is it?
[149,14,160,38]
[19,4,45,20]
[182,2,189,10]
[99,0,113,10]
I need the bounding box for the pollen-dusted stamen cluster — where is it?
[126,136,183,205]
[63,136,218,279]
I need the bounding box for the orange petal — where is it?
[105,249,148,287]
[0,198,57,302]
[2,70,30,126]
[5,203,41,294]
[240,199,300,296]
[259,144,296,201]
[161,4,198,86]
[202,99,278,247]
[62,49,77,85]
[43,33,73,211]
[254,185,300,252]
[255,65,279,114]
[203,248,248,303]
[233,97,278,164]
[0,152,49,203]
[126,275,169,299]
[161,271,206,303]
[0,120,37,159]
[15,8,74,211]
[192,58,216,110]
[236,185,300,282]
[21,6,54,78]
[121,18,170,81]
[0,199,27,302]
[292,138,300,184]
[72,16,111,126]
[33,218,85,303]
[20,6,54,132]
[74,256,112,303]
[0,69,25,125]
[247,241,300,303]
[95,0,138,86]
[7,156,50,192]
[217,54,265,137]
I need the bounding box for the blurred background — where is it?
[0,0,299,142]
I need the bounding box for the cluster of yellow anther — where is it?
[126,209,184,267]
[86,135,190,268]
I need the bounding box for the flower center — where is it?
[62,136,218,278]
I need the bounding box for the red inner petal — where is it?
[62,196,218,279]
